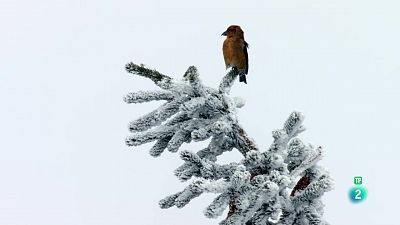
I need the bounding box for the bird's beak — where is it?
[221,30,227,36]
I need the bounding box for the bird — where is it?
[222,25,249,84]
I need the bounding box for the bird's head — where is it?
[221,25,244,38]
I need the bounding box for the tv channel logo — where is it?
[349,176,367,203]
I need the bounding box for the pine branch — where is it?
[219,69,239,94]
[124,62,333,225]
[125,62,172,86]
[290,175,311,196]
[123,90,174,103]
[231,123,259,155]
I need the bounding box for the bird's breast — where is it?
[223,38,246,69]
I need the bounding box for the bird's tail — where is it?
[239,74,247,84]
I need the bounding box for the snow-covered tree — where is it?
[124,62,334,225]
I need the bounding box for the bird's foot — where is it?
[231,67,239,75]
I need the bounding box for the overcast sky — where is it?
[1,0,400,224]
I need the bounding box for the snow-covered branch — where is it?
[125,62,172,86]
[124,62,256,157]
[124,62,333,225]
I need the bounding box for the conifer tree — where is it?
[124,62,333,225]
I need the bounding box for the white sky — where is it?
[1,0,400,224]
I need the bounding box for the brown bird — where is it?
[222,25,249,84]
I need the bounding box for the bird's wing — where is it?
[244,41,249,74]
